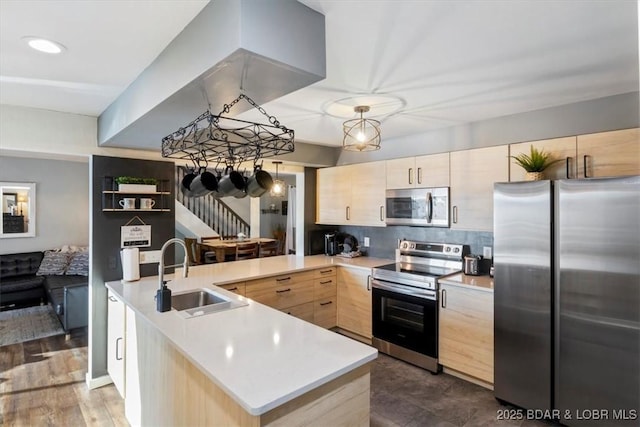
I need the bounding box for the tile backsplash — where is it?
[337,225,493,260]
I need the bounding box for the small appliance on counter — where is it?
[324,232,359,256]
[463,254,483,275]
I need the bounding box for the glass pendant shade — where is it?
[270,161,286,197]
[343,105,381,151]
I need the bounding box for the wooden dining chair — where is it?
[235,242,258,261]
[184,237,202,265]
[259,240,279,258]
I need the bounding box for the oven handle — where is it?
[371,279,437,300]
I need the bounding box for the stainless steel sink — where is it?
[171,288,247,318]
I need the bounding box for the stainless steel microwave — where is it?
[385,188,450,227]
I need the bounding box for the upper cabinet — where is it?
[510,128,639,181]
[316,161,386,227]
[509,136,577,181]
[576,128,639,178]
[386,153,450,189]
[450,145,509,231]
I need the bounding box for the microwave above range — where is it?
[385,187,450,227]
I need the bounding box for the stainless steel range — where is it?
[371,240,468,373]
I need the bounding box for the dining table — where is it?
[201,237,277,263]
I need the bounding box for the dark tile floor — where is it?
[370,354,554,427]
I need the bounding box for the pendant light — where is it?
[342,105,381,151]
[270,161,286,197]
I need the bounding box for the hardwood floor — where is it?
[0,331,127,426]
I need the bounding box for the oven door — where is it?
[371,279,438,358]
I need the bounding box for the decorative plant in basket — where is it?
[510,146,562,181]
[115,176,158,193]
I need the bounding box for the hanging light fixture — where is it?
[342,105,381,151]
[270,161,286,197]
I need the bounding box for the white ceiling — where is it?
[1,0,638,149]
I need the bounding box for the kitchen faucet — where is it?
[156,238,189,312]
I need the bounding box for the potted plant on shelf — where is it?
[115,176,158,193]
[510,146,562,181]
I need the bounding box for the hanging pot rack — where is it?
[161,94,295,168]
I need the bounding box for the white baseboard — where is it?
[85,373,113,390]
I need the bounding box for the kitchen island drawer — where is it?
[218,282,245,296]
[314,298,337,329]
[314,277,337,300]
[314,267,336,278]
[283,302,315,322]
[246,270,315,289]
[246,280,314,310]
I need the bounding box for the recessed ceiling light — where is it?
[22,36,66,54]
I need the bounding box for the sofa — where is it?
[0,250,89,333]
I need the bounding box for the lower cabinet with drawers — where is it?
[235,267,338,328]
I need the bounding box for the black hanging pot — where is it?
[180,170,197,197]
[218,169,246,197]
[246,168,273,197]
[189,169,218,197]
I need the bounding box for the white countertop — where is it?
[105,255,390,416]
[439,272,494,292]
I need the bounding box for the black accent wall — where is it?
[89,155,175,380]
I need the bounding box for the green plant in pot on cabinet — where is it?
[115,176,158,193]
[510,146,562,181]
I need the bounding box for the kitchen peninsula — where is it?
[105,255,388,426]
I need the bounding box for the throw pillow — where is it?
[66,252,89,276]
[36,251,70,276]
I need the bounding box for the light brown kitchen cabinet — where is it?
[316,161,386,226]
[577,128,639,178]
[218,282,245,296]
[336,267,372,340]
[386,153,450,189]
[450,145,509,231]
[245,271,315,312]
[438,284,494,384]
[509,136,576,181]
[314,272,337,329]
[509,128,639,181]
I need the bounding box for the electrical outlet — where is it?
[363,237,370,247]
[139,250,161,264]
[483,246,492,259]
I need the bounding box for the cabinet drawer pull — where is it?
[276,277,291,282]
[583,155,590,178]
[408,168,413,184]
[319,269,333,274]
[227,287,238,292]
[320,280,333,285]
[276,288,292,294]
[115,337,123,361]
[320,301,333,306]
[108,296,118,302]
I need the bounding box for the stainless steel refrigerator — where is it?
[494,176,640,426]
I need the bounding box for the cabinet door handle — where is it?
[346,206,350,220]
[367,275,372,291]
[408,168,413,185]
[380,206,384,221]
[565,157,572,179]
[276,276,291,282]
[441,289,446,308]
[227,287,238,292]
[276,288,292,294]
[417,167,423,184]
[115,337,123,361]
[452,206,458,224]
[583,155,590,178]
[320,269,333,274]
[320,280,333,285]
[108,296,117,302]
[320,301,333,306]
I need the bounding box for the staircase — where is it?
[175,167,250,237]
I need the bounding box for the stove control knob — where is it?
[401,242,408,249]
[445,247,451,252]
[410,243,416,249]
[453,248,460,253]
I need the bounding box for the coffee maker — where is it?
[324,232,340,256]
